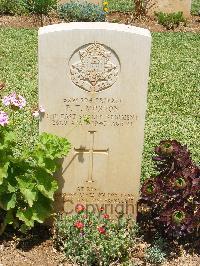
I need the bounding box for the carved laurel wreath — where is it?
[70,43,119,93]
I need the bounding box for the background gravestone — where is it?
[149,0,192,17]
[39,23,151,218]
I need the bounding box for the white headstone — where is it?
[39,23,151,218]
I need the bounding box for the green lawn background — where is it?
[0,29,199,180]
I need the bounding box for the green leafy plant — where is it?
[145,235,167,264]
[0,92,71,235]
[145,245,166,264]
[58,0,106,22]
[155,11,186,30]
[139,140,200,240]
[21,0,57,26]
[55,204,139,265]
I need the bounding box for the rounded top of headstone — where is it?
[39,22,151,38]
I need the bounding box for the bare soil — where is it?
[0,226,67,266]
[0,13,200,33]
[109,12,200,33]
[0,225,199,266]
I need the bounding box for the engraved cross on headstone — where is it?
[74,130,109,183]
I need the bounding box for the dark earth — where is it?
[0,225,200,265]
[0,13,200,32]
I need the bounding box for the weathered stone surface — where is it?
[39,23,151,218]
[149,0,191,17]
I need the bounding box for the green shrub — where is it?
[155,11,186,30]
[58,0,106,22]
[0,0,25,15]
[145,235,167,264]
[55,205,138,265]
[22,0,57,15]
[145,245,166,264]
[21,0,57,25]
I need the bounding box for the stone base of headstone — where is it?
[148,0,191,18]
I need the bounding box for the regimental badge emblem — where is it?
[70,42,119,93]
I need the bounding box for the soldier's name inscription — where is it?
[46,96,138,127]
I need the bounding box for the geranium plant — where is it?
[139,140,200,239]
[55,204,139,265]
[0,92,71,235]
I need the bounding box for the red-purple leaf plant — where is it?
[138,140,200,239]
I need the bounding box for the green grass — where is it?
[0,29,199,179]
[191,0,200,15]
[0,29,38,150]
[108,0,200,13]
[108,0,134,12]
[143,33,200,178]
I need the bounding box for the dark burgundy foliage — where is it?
[139,140,200,239]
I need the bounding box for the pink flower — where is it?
[16,94,26,109]
[98,226,106,234]
[74,221,84,229]
[75,204,85,213]
[2,92,26,109]
[32,105,45,118]
[39,106,45,113]
[0,111,9,126]
[32,111,40,118]
[2,95,10,106]
[103,214,109,219]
